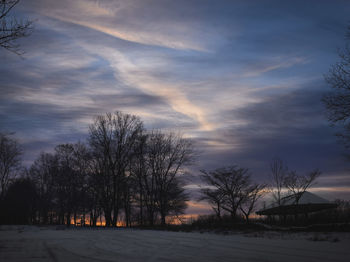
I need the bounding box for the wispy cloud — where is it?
[241,56,308,78]
[95,49,214,131]
[33,0,210,51]
[2,0,350,200]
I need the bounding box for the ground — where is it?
[0,226,349,262]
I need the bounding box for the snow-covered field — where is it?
[0,226,349,262]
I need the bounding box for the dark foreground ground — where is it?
[0,225,350,262]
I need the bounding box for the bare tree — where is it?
[86,157,103,226]
[147,131,194,225]
[239,183,267,223]
[89,115,114,226]
[284,169,321,205]
[129,132,148,225]
[270,158,287,206]
[0,0,33,54]
[200,166,251,220]
[199,188,224,219]
[323,25,350,146]
[30,143,94,226]
[164,178,189,220]
[29,152,58,224]
[0,132,21,199]
[70,142,92,226]
[198,172,225,219]
[89,112,143,226]
[54,144,77,226]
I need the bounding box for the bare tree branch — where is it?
[284,169,321,205]
[269,157,287,206]
[199,166,252,220]
[323,25,350,146]
[0,0,33,55]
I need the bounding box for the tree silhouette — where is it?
[323,26,350,146]
[0,178,37,224]
[147,131,194,225]
[284,169,321,205]
[199,166,252,220]
[239,183,267,223]
[0,0,33,55]
[270,158,288,206]
[1,113,195,227]
[89,112,143,226]
[0,132,21,199]
[198,187,224,219]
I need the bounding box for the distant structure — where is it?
[256,191,337,217]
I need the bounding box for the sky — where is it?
[1,0,350,214]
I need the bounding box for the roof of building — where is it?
[256,191,337,216]
[274,191,329,206]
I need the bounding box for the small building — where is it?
[256,191,337,216]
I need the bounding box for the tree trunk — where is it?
[112,206,119,227]
[74,212,77,226]
[148,210,154,226]
[105,209,111,227]
[66,213,71,226]
[139,185,143,226]
[161,213,166,226]
[245,214,249,224]
[215,203,221,220]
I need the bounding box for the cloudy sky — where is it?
[1,0,350,210]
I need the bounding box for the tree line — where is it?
[0,112,345,227]
[0,112,194,226]
[0,113,327,227]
